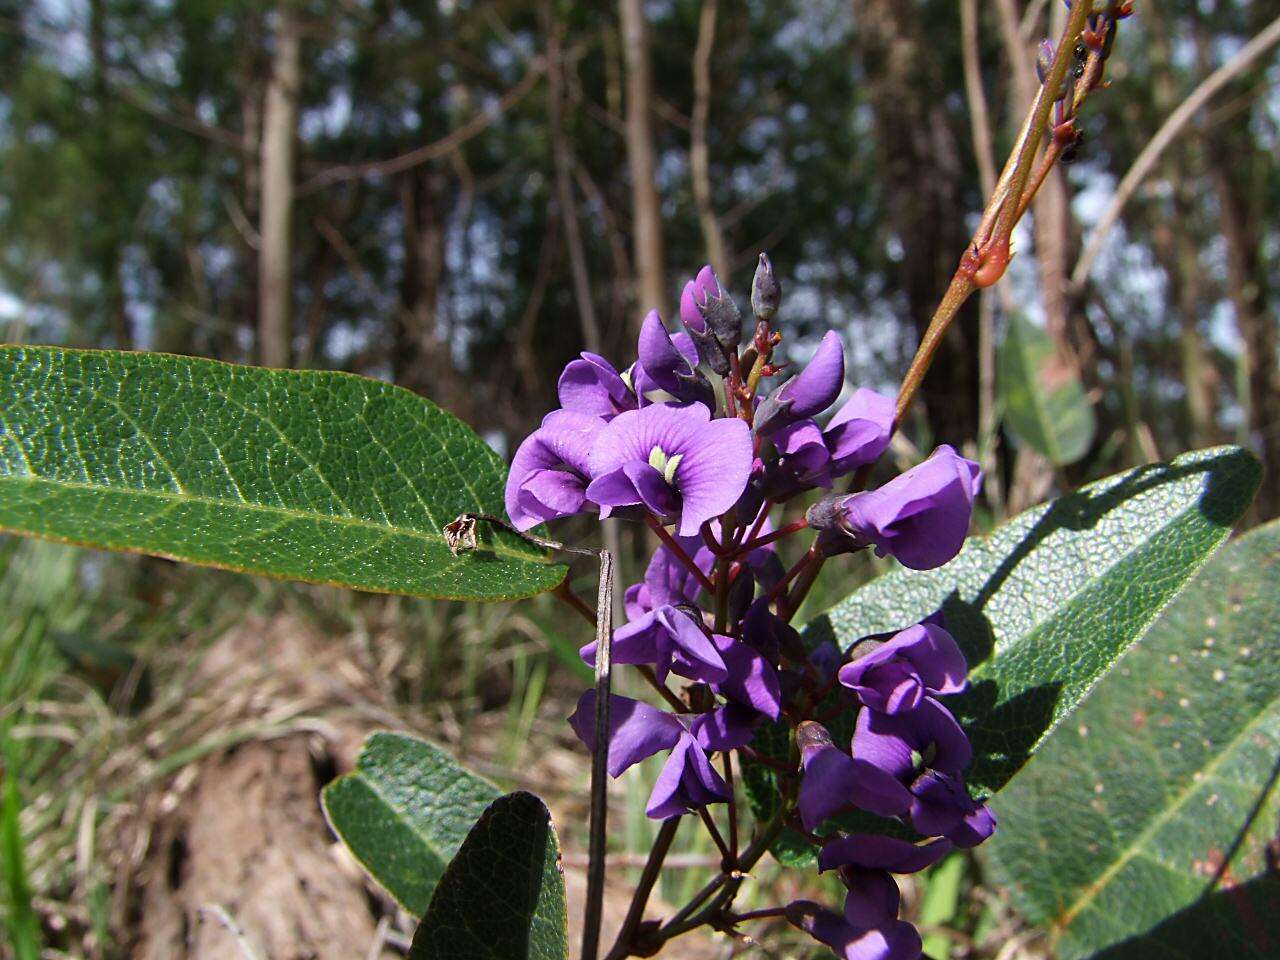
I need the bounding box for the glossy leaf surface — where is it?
[0,346,565,600]
[998,312,1095,465]
[986,521,1280,959]
[409,791,568,960]
[322,732,500,916]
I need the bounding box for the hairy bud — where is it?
[750,252,781,321]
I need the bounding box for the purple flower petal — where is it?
[587,403,752,537]
[839,623,968,714]
[645,733,731,819]
[842,871,902,929]
[692,704,760,751]
[568,691,683,777]
[837,445,982,570]
[756,332,846,435]
[909,771,997,847]
[797,723,913,830]
[824,388,895,476]
[504,410,602,530]
[710,632,782,719]
[818,834,953,875]
[557,352,636,420]
[853,698,973,777]
[785,901,923,960]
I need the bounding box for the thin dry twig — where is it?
[297,61,545,195]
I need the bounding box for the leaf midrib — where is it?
[1051,691,1280,942]
[0,473,543,566]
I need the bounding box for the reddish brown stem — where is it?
[646,514,716,594]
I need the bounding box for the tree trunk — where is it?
[690,0,729,281]
[1194,14,1279,518]
[850,0,979,443]
[619,0,668,325]
[257,4,300,369]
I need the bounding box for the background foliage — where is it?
[1,0,1278,958]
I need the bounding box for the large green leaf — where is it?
[0,346,564,600]
[998,312,1095,465]
[803,445,1260,794]
[986,521,1280,960]
[321,732,501,916]
[409,791,568,960]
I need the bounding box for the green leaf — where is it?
[985,521,1280,960]
[998,312,1095,465]
[409,791,568,960]
[0,346,565,600]
[803,446,1260,794]
[322,732,501,916]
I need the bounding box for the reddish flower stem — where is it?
[736,517,808,555]
[646,514,716,595]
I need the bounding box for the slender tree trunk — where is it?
[619,0,668,325]
[850,0,979,442]
[258,3,300,368]
[690,0,728,281]
[546,4,603,354]
[1147,7,1216,447]
[1194,14,1279,518]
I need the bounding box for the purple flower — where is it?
[680,265,733,373]
[585,402,752,537]
[852,697,973,779]
[580,604,727,684]
[909,771,996,848]
[816,834,953,875]
[635,310,714,409]
[796,721,913,831]
[765,418,833,498]
[568,692,732,819]
[809,445,981,569]
[838,622,968,715]
[504,410,601,531]
[557,352,637,420]
[710,632,782,719]
[624,542,706,621]
[785,889,922,960]
[824,388,895,477]
[754,331,845,435]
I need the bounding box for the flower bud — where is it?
[750,252,781,321]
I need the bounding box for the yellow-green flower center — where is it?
[648,446,683,485]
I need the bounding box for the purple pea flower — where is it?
[809,444,982,570]
[710,632,783,719]
[909,770,997,848]
[754,331,845,435]
[816,833,953,875]
[796,721,913,831]
[765,418,833,498]
[852,697,973,779]
[568,692,735,819]
[635,310,714,409]
[785,875,922,960]
[624,541,706,621]
[839,622,968,715]
[824,388,895,477]
[679,265,733,374]
[557,352,638,420]
[585,402,752,537]
[504,410,601,531]
[581,604,727,684]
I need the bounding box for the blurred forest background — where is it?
[1,0,1278,958]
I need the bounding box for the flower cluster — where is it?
[505,258,994,960]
